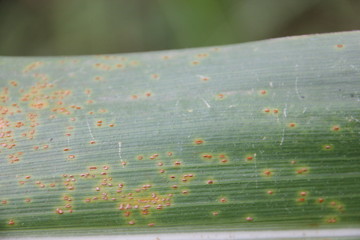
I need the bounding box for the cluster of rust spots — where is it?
[62,174,76,191]
[23,61,44,73]
[55,195,74,215]
[263,108,280,114]
[130,91,154,100]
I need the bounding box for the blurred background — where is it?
[0,0,359,56]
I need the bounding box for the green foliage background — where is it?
[0,0,359,56]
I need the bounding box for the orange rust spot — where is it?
[263,170,272,176]
[289,123,296,127]
[216,93,225,100]
[327,218,337,223]
[56,208,64,214]
[267,190,273,195]
[273,109,279,114]
[300,191,307,196]
[145,92,152,97]
[191,60,200,65]
[332,125,340,131]
[1,200,8,204]
[318,198,325,203]
[323,145,333,150]
[90,141,96,144]
[68,155,76,160]
[212,212,219,216]
[220,159,228,163]
[297,168,308,174]
[336,44,344,48]
[150,74,159,79]
[8,219,15,225]
[174,161,181,166]
[10,81,18,87]
[24,198,31,203]
[128,221,135,225]
[63,148,70,151]
[194,139,204,145]
[202,154,212,159]
[131,95,138,99]
[297,198,305,202]
[207,180,214,184]
[182,190,189,194]
[264,108,270,113]
[148,223,155,227]
[167,152,173,156]
[246,217,254,222]
[94,76,103,81]
[109,124,115,127]
[137,155,144,160]
[219,197,227,203]
[25,176,31,179]
[260,90,267,95]
[246,156,254,161]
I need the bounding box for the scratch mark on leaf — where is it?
[85,118,95,140]
[280,128,285,146]
[201,98,211,108]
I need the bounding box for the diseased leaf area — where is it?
[0,32,360,235]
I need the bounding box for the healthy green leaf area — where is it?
[0,31,359,237]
